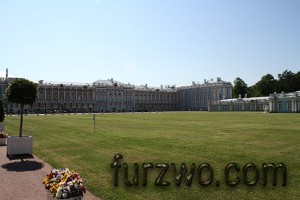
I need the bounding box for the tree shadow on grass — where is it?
[1,159,44,172]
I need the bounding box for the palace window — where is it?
[278,102,282,111]
[287,102,292,111]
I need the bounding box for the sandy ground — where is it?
[0,145,100,200]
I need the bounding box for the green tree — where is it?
[5,79,38,137]
[255,74,276,96]
[233,77,248,98]
[295,71,300,91]
[0,99,5,122]
[277,70,297,93]
[247,85,259,98]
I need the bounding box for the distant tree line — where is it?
[233,70,300,98]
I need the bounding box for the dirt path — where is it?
[0,146,100,200]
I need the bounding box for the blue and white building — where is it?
[209,91,300,113]
[177,78,232,111]
[1,69,233,113]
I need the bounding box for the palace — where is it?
[0,69,232,114]
[209,91,300,113]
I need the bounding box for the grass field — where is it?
[4,112,300,199]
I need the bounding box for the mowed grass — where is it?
[4,112,300,200]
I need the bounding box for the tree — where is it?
[0,99,5,123]
[233,77,248,98]
[295,71,300,91]
[247,85,259,98]
[5,79,38,137]
[277,70,296,93]
[255,74,276,96]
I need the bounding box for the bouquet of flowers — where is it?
[0,131,7,138]
[43,168,86,199]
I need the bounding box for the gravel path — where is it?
[0,146,100,200]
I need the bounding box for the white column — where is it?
[269,101,273,112]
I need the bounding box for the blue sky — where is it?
[0,0,299,87]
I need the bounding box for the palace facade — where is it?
[0,69,232,113]
[209,91,300,113]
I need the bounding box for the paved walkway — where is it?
[0,145,100,200]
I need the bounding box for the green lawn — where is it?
[4,112,300,199]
